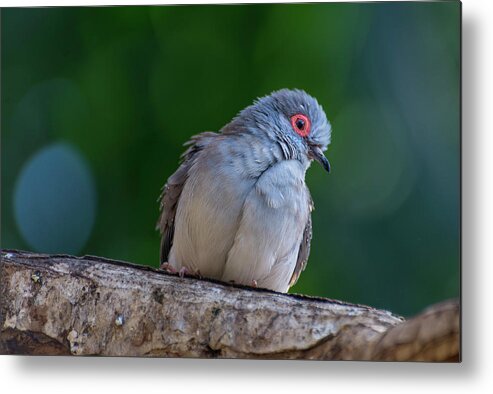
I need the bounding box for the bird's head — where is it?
[225,89,332,172]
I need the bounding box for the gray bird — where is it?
[157,89,331,292]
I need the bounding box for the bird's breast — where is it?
[169,136,307,280]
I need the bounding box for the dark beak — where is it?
[309,145,331,173]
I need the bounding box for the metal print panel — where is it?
[0,1,460,361]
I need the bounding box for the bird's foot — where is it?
[178,267,202,279]
[178,267,189,278]
[160,262,177,274]
[161,263,202,279]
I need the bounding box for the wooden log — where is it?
[0,249,459,361]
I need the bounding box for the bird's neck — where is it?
[221,120,309,173]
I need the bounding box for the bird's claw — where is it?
[161,263,202,279]
[179,267,189,278]
[178,267,202,278]
[160,262,177,274]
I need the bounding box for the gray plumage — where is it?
[157,89,331,292]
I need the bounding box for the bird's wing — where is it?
[288,194,314,288]
[156,132,217,263]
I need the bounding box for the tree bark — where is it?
[0,249,459,361]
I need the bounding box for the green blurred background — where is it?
[1,2,460,317]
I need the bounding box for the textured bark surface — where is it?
[0,249,460,361]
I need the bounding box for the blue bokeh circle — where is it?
[13,143,97,254]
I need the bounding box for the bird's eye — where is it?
[290,114,311,137]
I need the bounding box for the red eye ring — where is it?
[290,114,311,137]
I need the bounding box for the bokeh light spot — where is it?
[13,143,97,254]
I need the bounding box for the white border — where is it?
[2,0,492,392]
